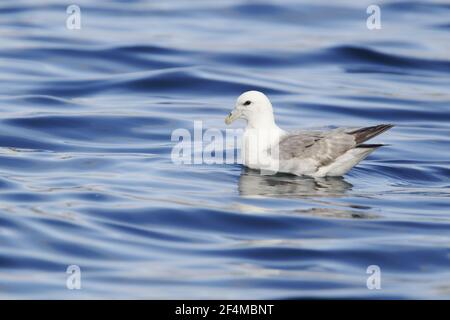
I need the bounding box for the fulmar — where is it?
[225,91,393,177]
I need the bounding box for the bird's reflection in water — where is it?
[238,168,353,198]
[238,168,378,219]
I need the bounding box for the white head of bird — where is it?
[225,91,286,172]
[225,91,278,129]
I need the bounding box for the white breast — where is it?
[242,127,285,173]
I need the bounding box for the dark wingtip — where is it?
[355,143,388,148]
[350,124,394,145]
[372,123,395,130]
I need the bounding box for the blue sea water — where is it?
[0,0,449,299]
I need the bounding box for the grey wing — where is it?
[278,129,357,166]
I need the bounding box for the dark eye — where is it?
[243,100,251,106]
